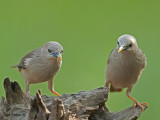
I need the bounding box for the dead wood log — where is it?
[0,78,148,120]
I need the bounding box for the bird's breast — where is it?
[106,51,143,88]
[22,57,61,84]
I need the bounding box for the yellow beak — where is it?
[57,55,62,63]
[118,46,124,53]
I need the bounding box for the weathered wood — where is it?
[0,78,148,120]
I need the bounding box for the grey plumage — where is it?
[105,34,148,110]
[15,41,63,96]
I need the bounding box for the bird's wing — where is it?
[18,51,34,69]
[18,48,40,69]
[107,48,116,64]
[138,49,147,69]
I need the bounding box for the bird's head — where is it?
[117,34,138,53]
[43,41,63,63]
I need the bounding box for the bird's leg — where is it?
[126,87,148,112]
[105,80,110,87]
[48,79,61,96]
[25,81,30,95]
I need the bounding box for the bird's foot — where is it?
[51,90,61,96]
[127,94,149,112]
[133,101,149,112]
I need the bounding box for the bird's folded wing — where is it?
[107,48,116,64]
[18,48,40,69]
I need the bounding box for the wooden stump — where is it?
[0,78,148,120]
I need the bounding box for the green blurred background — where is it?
[0,0,159,119]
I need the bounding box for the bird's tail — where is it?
[11,65,18,68]
[110,85,122,92]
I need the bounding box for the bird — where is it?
[105,34,148,111]
[13,41,63,96]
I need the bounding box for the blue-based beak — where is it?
[52,52,60,58]
[52,52,62,63]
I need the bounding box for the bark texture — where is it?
[0,78,148,120]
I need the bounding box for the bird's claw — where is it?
[133,102,149,112]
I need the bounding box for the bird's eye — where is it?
[117,42,119,45]
[129,43,132,47]
[61,50,63,53]
[48,49,52,53]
